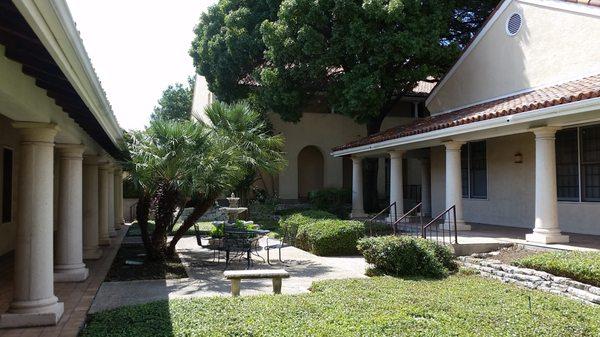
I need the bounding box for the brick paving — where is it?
[0,228,126,337]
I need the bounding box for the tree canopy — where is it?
[190,0,498,134]
[150,76,196,122]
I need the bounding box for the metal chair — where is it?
[264,227,295,265]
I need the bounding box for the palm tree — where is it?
[166,101,286,256]
[125,120,209,259]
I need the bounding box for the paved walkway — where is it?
[0,228,127,337]
[89,236,368,313]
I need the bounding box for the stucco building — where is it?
[0,0,124,328]
[333,0,600,240]
[192,76,434,208]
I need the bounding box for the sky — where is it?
[66,0,215,130]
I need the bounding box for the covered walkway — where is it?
[0,229,126,337]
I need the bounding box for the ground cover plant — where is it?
[81,275,600,337]
[105,244,187,281]
[513,250,600,287]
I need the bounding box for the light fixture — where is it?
[514,152,523,164]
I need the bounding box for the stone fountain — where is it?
[220,193,248,224]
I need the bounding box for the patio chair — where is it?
[263,227,295,265]
[223,230,256,269]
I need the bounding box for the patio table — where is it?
[222,228,270,269]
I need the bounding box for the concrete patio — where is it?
[89,235,368,313]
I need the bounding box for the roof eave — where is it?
[13,0,123,147]
[332,97,600,157]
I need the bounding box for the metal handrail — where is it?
[423,205,458,244]
[367,201,397,223]
[366,202,397,236]
[391,202,422,235]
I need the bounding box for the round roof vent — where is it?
[506,13,522,36]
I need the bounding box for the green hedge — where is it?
[297,219,365,256]
[279,210,337,238]
[513,251,600,287]
[357,236,457,278]
[308,188,351,219]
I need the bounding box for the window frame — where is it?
[556,124,600,203]
[461,141,488,200]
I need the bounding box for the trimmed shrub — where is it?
[357,236,457,278]
[279,210,337,238]
[298,219,365,256]
[308,188,351,218]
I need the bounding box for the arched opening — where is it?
[297,145,324,200]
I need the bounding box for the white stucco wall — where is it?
[431,132,600,235]
[271,112,415,199]
[428,0,600,114]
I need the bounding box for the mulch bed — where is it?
[486,245,541,264]
[105,243,188,281]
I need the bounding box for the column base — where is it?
[83,247,103,260]
[442,220,471,231]
[99,237,111,246]
[350,210,366,219]
[526,230,569,244]
[0,298,64,328]
[54,264,89,282]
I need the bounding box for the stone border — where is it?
[458,256,600,305]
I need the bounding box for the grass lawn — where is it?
[513,250,600,287]
[81,274,599,337]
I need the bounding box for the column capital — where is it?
[531,126,561,139]
[12,122,59,143]
[389,149,405,159]
[350,155,363,164]
[83,155,101,166]
[56,144,85,158]
[443,140,466,151]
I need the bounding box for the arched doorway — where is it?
[298,145,324,200]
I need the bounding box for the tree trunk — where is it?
[166,195,216,257]
[136,194,152,254]
[168,201,186,233]
[150,185,179,260]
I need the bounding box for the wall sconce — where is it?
[514,152,523,164]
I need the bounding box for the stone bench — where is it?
[223,269,290,297]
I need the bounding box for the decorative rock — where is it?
[458,257,599,305]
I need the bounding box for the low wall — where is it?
[459,256,600,305]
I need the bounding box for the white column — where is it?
[107,165,116,237]
[389,150,404,220]
[420,157,431,216]
[98,163,111,246]
[445,141,470,230]
[54,145,89,282]
[526,127,569,243]
[350,156,365,218]
[0,122,63,328]
[83,155,102,259]
[114,167,124,229]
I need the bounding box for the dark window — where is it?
[470,141,487,198]
[581,125,600,201]
[556,129,579,201]
[461,145,469,197]
[2,148,13,223]
[461,141,487,199]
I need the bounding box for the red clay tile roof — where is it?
[333,74,600,152]
[564,0,600,8]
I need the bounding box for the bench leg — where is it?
[231,279,241,297]
[272,277,282,294]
